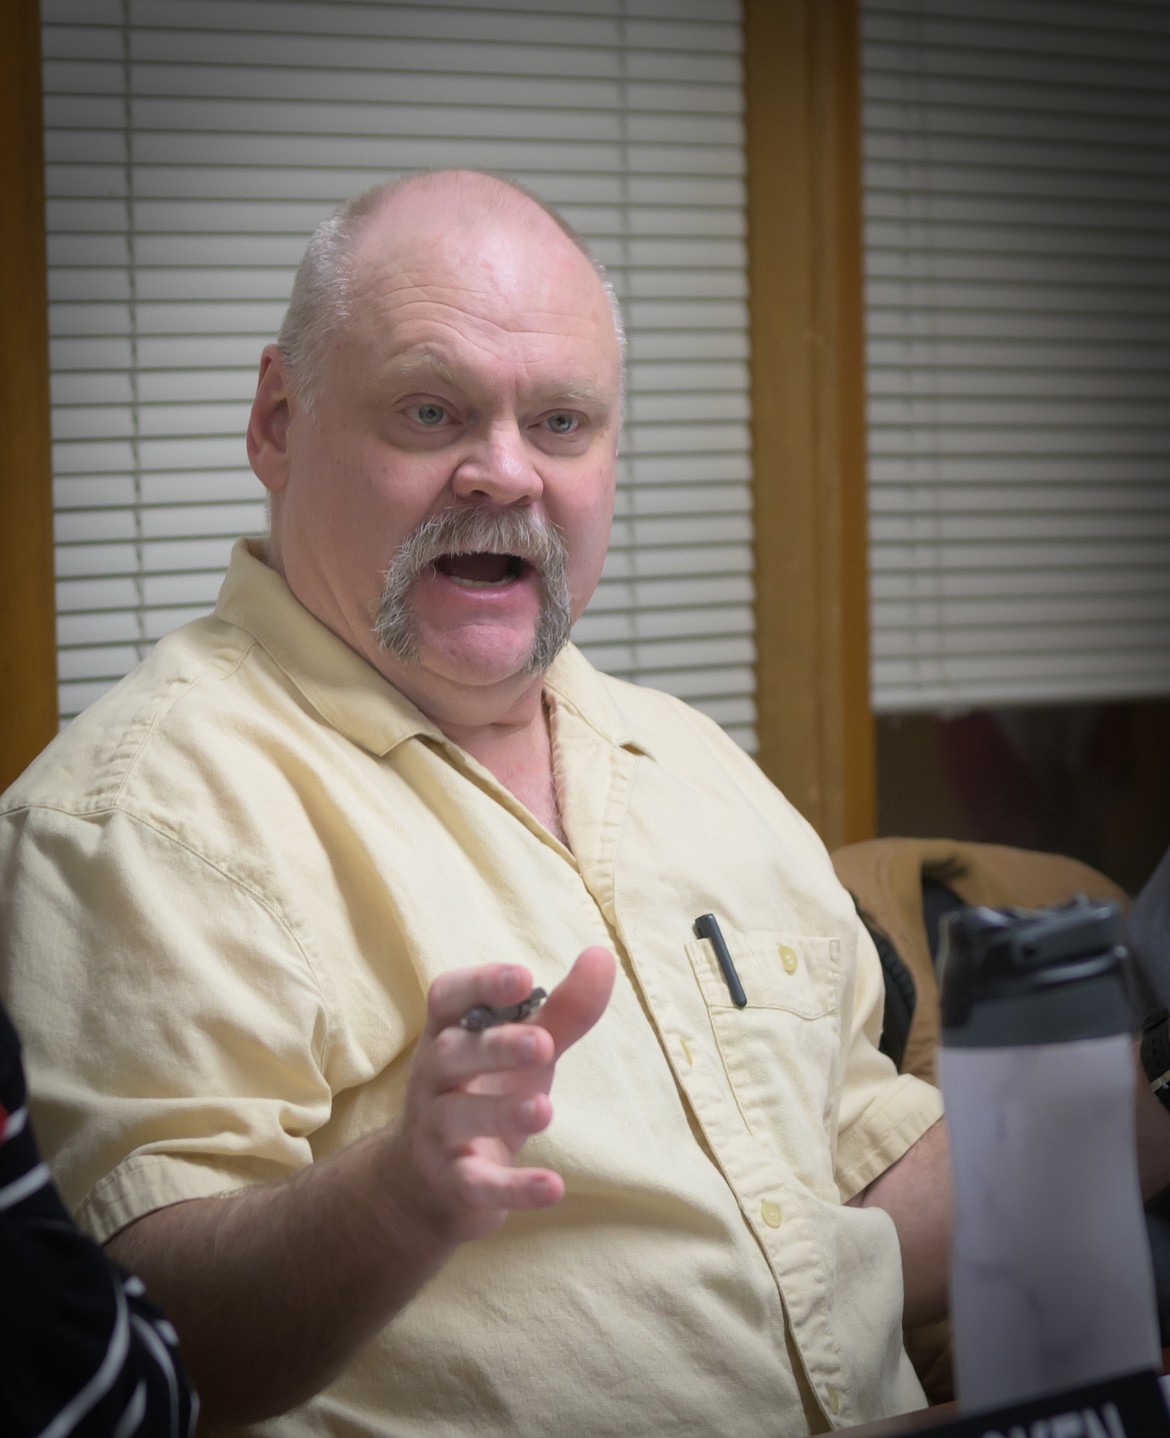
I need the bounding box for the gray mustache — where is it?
[390,506,566,580]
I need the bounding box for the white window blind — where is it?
[861,0,1170,713]
[41,0,756,749]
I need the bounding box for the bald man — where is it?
[1,172,952,1437]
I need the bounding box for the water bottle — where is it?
[937,896,1160,1412]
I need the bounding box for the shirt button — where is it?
[778,944,799,974]
[827,1386,841,1416]
[760,1199,783,1228]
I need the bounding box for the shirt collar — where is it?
[543,643,658,762]
[214,538,657,762]
[215,539,441,756]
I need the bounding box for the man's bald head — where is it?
[277,170,626,417]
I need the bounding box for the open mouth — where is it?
[433,552,530,589]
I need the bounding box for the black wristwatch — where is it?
[1141,1007,1170,1112]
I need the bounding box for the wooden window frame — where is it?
[745,0,875,847]
[2,0,57,791]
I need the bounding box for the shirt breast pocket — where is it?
[684,929,844,1191]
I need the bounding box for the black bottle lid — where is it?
[938,895,1135,1048]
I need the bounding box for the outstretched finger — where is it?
[451,1153,566,1212]
[430,1089,553,1149]
[538,946,616,1057]
[417,1021,555,1095]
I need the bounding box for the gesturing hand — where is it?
[393,946,616,1245]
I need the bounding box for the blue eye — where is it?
[414,403,447,426]
[545,413,578,434]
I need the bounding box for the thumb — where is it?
[539,946,616,1056]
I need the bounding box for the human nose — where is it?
[451,424,543,506]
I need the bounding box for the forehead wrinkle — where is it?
[357,233,615,345]
[374,284,609,349]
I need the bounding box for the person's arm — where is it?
[848,1117,952,1330]
[107,946,616,1431]
[1,1214,198,1438]
[2,1003,198,1438]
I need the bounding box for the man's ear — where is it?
[247,344,295,493]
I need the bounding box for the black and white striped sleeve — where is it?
[1,1002,199,1438]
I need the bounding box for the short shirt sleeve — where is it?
[0,804,333,1244]
[833,913,944,1200]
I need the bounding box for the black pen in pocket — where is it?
[694,913,747,1008]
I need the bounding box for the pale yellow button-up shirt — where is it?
[0,540,942,1436]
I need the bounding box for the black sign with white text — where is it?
[844,1369,1170,1438]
